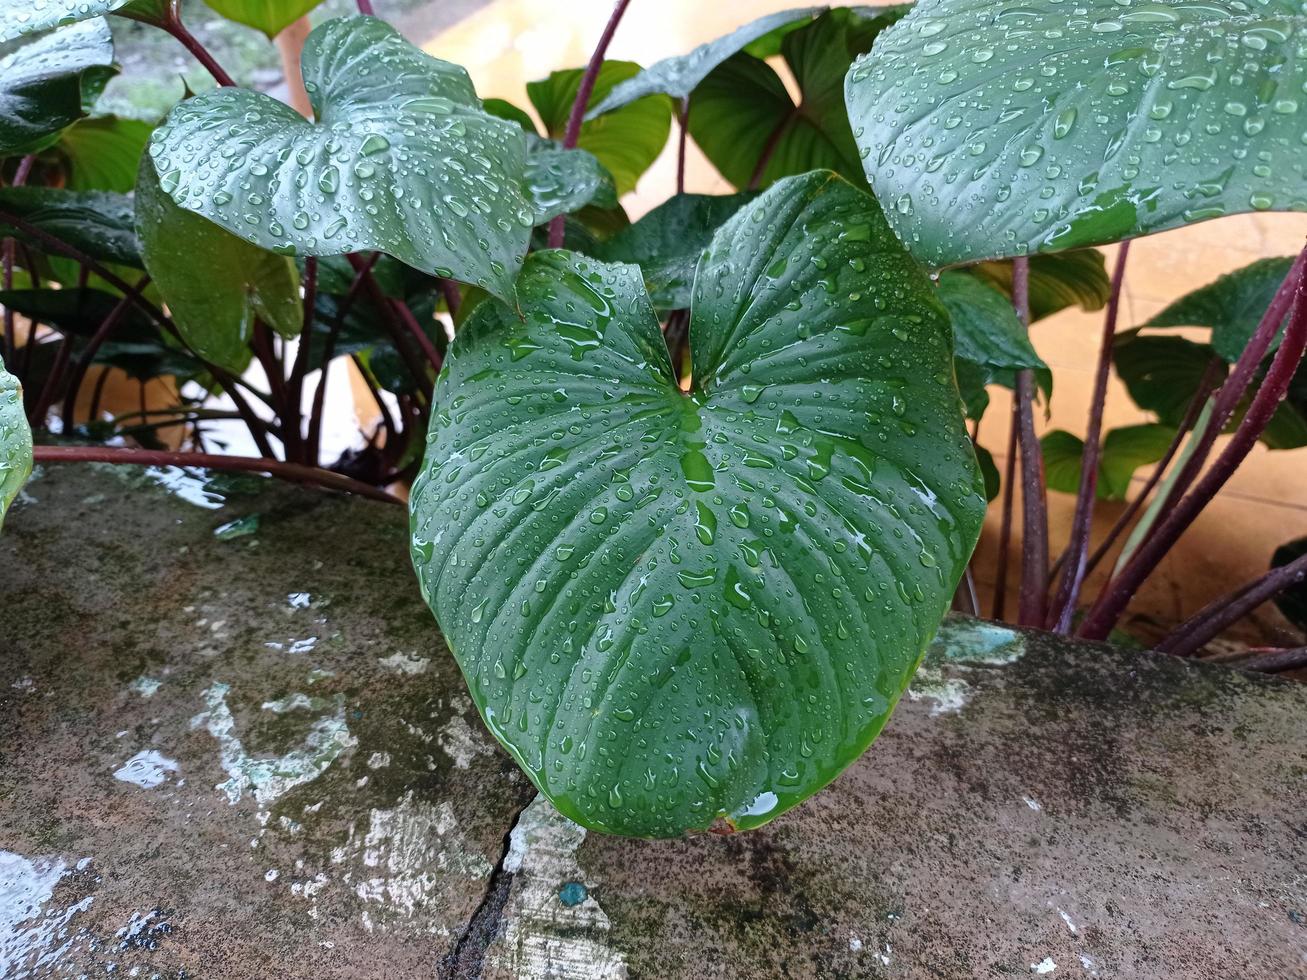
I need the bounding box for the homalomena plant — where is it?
[2,0,1306,836]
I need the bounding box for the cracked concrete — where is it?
[1,465,1304,978]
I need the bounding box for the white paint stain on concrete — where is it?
[191,682,356,806]
[1031,956,1057,974]
[907,670,973,716]
[1057,908,1077,934]
[0,851,93,976]
[127,676,162,698]
[485,795,627,980]
[378,651,429,675]
[439,695,494,770]
[113,750,179,789]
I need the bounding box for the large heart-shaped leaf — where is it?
[147,16,533,302]
[0,355,32,530]
[688,7,908,190]
[202,0,326,38]
[0,0,133,41]
[1113,331,1221,428]
[409,172,985,837]
[136,157,301,374]
[0,186,140,266]
[0,19,117,157]
[1041,423,1175,501]
[847,0,1307,268]
[527,61,672,197]
[587,7,825,116]
[595,191,753,310]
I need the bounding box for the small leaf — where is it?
[967,250,1110,322]
[1270,537,1307,631]
[53,115,154,192]
[847,0,1307,267]
[148,16,534,301]
[1040,424,1174,501]
[136,157,301,374]
[528,61,672,196]
[0,0,131,41]
[952,356,990,422]
[688,8,908,190]
[0,354,32,530]
[587,6,825,115]
[484,97,537,134]
[974,441,1000,502]
[202,0,326,38]
[0,19,117,157]
[410,172,985,837]
[523,135,617,223]
[595,191,753,310]
[1146,256,1296,364]
[1113,331,1222,429]
[937,271,1045,373]
[0,186,140,266]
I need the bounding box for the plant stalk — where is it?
[163,12,237,87]
[991,408,1019,620]
[1011,257,1048,626]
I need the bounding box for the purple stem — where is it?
[676,99,689,195]
[1079,272,1307,640]
[60,278,150,430]
[286,257,318,464]
[991,408,1019,621]
[1011,257,1048,627]
[1048,240,1130,633]
[163,12,237,88]
[356,0,375,13]
[546,0,634,248]
[2,156,35,369]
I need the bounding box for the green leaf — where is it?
[136,157,301,374]
[0,354,32,530]
[0,0,133,41]
[1040,423,1174,501]
[1146,256,1296,364]
[967,250,1110,322]
[202,0,326,38]
[484,97,537,134]
[0,19,117,157]
[687,8,908,191]
[410,172,985,837]
[937,271,1045,373]
[974,441,1000,502]
[54,115,154,192]
[587,6,825,115]
[527,61,672,196]
[1113,331,1221,428]
[523,135,617,223]
[1262,360,1307,450]
[148,16,534,301]
[847,0,1307,268]
[0,186,140,266]
[952,356,990,422]
[1270,537,1307,631]
[595,192,753,311]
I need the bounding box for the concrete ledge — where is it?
[1,465,1303,978]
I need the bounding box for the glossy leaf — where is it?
[136,157,301,374]
[0,355,31,530]
[967,250,1110,322]
[952,355,990,422]
[1147,256,1295,363]
[595,192,753,310]
[0,19,117,157]
[937,271,1045,373]
[528,61,672,197]
[202,0,325,38]
[148,16,533,301]
[484,97,537,133]
[848,0,1307,268]
[1270,536,1307,631]
[1041,423,1175,501]
[588,6,824,115]
[0,186,140,266]
[410,172,985,837]
[1113,331,1221,428]
[523,135,617,223]
[974,442,1000,501]
[0,0,132,41]
[55,115,154,192]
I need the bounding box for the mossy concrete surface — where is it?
[1,465,1303,978]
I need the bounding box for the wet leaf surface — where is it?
[0,355,32,530]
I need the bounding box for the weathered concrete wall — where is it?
[1,465,1303,978]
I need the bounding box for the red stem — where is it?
[163,13,237,88]
[1079,272,1307,640]
[1048,240,1130,633]
[991,408,1019,620]
[676,98,689,195]
[546,0,634,248]
[60,279,149,430]
[1011,257,1048,627]
[1227,646,1307,673]
[33,445,402,505]
[356,0,375,13]
[1157,551,1307,658]
[346,253,436,399]
[2,156,34,370]
[286,257,318,464]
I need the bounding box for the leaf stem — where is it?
[60,277,151,430]
[1011,257,1048,627]
[32,445,402,505]
[286,257,318,464]
[1156,551,1307,658]
[1047,240,1129,633]
[162,10,237,88]
[346,253,436,398]
[1,156,35,369]
[991,407,1019,620]
[676,98,689,195]
[356,0,375,14]
[1079,266,1307,641]
[547,0,634,248]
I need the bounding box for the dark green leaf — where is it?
[528,61,672,196]
[0,0,131,41]
[588,6,824,114]
[148,16,534,301]
[523,135,617,223]
[136,157,301,374]
[1146,256,1296,363]
[688,8,908,191]
[0,186,140,266]
[0,19,117,157]
[0,354,31,529]
[1040,423,1174,501]
[484,97,537,134]
[967,250,1110,322]
[1270,537,1307,631]
[952,356,990,422]
[595,192,754,310]
[54,115,154,192]
[1113,331,1221,428]
[410,172,985,837]
[974,441,1000,502]
[1262,359,1307,450]
[847,0,1307,268]
[937,271,1045,373]
[202,0,326,38]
